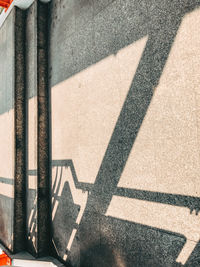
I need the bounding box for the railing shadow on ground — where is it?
[49,160,200,267]
[48,1,200,266]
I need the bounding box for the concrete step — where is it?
[26,0,50,257]
[0,4,26,253]
[0,0,51,258]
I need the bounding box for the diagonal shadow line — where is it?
[79,2,200,215]
[116,188,200,214]
[83,26,181,214]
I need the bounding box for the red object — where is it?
[0,252,11,266]
[0,0,13,11]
